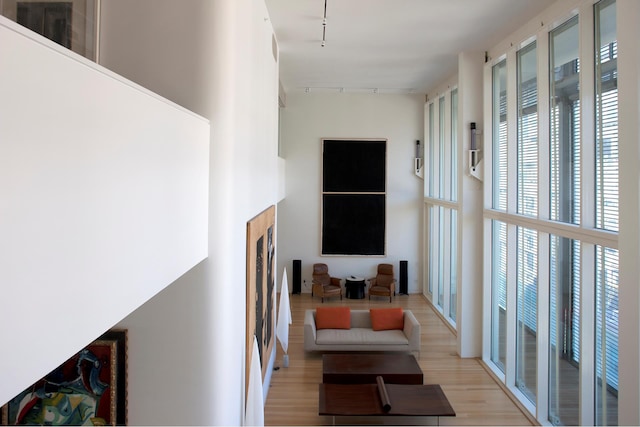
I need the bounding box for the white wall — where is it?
[99,1,279,425]
[277,92,424,290]
[0,16,209,407]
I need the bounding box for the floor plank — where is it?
[264,293,535,426]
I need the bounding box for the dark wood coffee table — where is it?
[323,353,423,384]
[319,382,455,423]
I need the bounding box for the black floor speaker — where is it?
[399,260,408,294]
[292,259,301,294]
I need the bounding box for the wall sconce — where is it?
[468,122,483,181]
[414,140,423,178]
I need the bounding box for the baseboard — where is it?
[477,359,540,426]
[421,295,457,337]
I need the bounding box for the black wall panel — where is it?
[322,194,385,255]
[323,140,386,192]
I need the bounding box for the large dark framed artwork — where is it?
[17,2,72,48]
[245,205,276,401]
[0,0,100,60]
[1,330,128,426]
[322,139,387,255]
[322,193,385,255]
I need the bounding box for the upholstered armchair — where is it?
[368,263,396,302]
[312,263,342,302]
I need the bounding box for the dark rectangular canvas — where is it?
[322,194,385,255]
[323,140,386,192]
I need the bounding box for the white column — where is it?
[617,1,640,424]
[457,51,484,357]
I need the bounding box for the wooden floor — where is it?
[264,293,535,426]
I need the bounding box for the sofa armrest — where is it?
[304,309,317,351]
[403,310,421,350]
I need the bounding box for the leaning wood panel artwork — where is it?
[245,205,276,401]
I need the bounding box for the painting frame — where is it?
[245,205,276,404]
[1,329,128,426]
[0,0,101,61]
[321,138,387,256]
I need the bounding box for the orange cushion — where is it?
[370,308,404,331]
[315,307,351,329]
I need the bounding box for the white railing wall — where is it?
[0,16,210,406]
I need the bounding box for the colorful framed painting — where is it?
[245,205,276,401]
[2,329,127,426]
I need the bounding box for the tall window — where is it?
[491,220,507,372]
[484,1,620,424]
[490,58,510,374]
[428,103,435,197]
[437,206,445,307]
[595,0,618,234]
[548,15,581,426]
[493,60,508,211]
[449,209,458,322]
[439,96,446,198]
[425,88,459,328]
[594,1,618,424]
[451,89,459,202]
[517,42,538,217]
[549,236,581,425]
[428,205,435,295]
[449,89,459,323]
[436,96,446,308]
[516,226,537,403]
[595,246,618,426]
[515,42,539,405]
[550,16,580,225]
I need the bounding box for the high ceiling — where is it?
[264,0,557,94]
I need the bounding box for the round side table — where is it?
[345,276,366,299]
